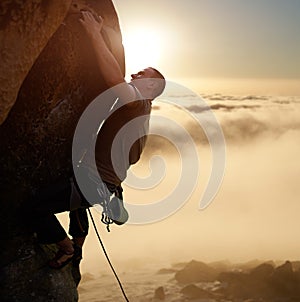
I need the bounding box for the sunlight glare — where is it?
[122,28,162,77]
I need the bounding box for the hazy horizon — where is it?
[174,77,300,97]
[58,91,300,275]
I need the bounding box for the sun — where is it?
[122,28,162,78]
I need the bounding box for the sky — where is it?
[58,0,300,275]
[113,0,300,95]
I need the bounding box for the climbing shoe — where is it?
[107,196,129,225]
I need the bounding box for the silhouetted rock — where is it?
[249,262,275,279]
[180,284,214,299]
[270,261,300,298]
[175,260,218,284]
[274,260,293,275]
[291,261,300,272]
[217,271,251,299]
[235,259,273,271]
[0,0,124,301]
[218,260,300,300]
[154,286,165,300]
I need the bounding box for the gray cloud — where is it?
[202,94,269,101]
[212,103,260,112]
[144,95,300,151]
[185,105,210,113]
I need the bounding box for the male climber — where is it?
[30,10,165,269]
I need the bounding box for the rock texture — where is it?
[218,261,300,300]
[0,0,72,125]
[154,286,165,300]
[175,260,218,283]
[0,0,125,301]
[163,259,300,301]
[180,284,214,299]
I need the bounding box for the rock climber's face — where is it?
[130,67,157,81]
[130,67,159,97]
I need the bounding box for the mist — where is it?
[58,94,300,274]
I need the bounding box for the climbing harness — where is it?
[93,177,128,232]
[96,181,114,232]
[87,208,130,302]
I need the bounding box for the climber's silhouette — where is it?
[29,10,165,269]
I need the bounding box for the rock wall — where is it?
[0,1,125,301]
[0,0,72,125]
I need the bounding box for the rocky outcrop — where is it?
[168,259,300,301]
[0,241,79,302]
[154,286,165,300]
[180,284,215,300]
[0,0,72,125]
[217,261,300,300]
[175,260,218,283]
[0,0,125,301]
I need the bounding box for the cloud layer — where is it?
[147,94,300,148]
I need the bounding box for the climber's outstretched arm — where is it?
[80,11,135,101]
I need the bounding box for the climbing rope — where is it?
[87,208,130,302]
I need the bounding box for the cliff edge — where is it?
[0,1,125,301]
